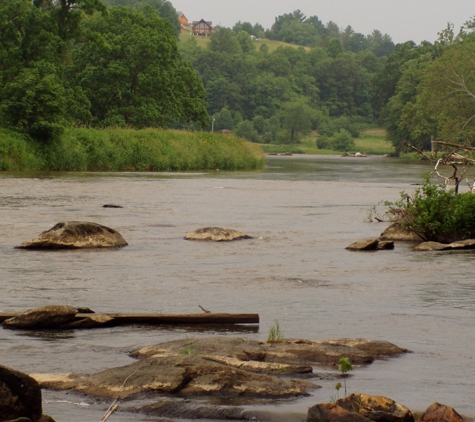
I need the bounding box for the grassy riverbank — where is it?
[0,128,265,172]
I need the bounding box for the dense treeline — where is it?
[178,17,394,146]
[372,21,475,154]
[0,0,208,143]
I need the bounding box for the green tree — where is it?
[235,120,259,142]
[236,31,255,54]
[208,28,241,55]
[406,36,475,145]
[70,6,208,128]
[281,99,316,143]
[214,107,234,131]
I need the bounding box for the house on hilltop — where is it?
[192,19,213,36]
[178,13,188,26]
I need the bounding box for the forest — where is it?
[1,0,475,157]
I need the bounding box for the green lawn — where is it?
[179,32,310,53]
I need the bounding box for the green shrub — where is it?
[331,129,354,152]
[385,179,475,243]
[316,135,331,149]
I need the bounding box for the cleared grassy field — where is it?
[179,32,310,52]
[258,129,394,156]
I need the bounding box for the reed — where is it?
[0,129,43,170]
[1,128,265,172]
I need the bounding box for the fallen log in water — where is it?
[0,311,260,328]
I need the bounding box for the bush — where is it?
[331,129,354,152]
[385,179,475,243]
[316,135,331,149]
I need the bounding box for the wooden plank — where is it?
[0,312,259,325]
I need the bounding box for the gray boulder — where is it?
[16,221,127,249]
[185,227,251,241]
[414,242,451,251]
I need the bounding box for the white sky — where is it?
[171,0,474,44]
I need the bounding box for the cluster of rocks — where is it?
[347,222,475,252]
[0,365,55,422]
[308,394,464,422]
[15,222,252,250]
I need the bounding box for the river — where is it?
[1,155,474,421]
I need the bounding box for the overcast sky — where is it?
[171,0,473,44]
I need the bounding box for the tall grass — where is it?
[0,129,43,170]
[0,128,265,172]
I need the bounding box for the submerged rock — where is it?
[0,364,56,422]
[16,221,128,249]
[2,305,78,330]
[185,227,251,241]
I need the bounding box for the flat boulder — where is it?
[449,239,475,250]
[3,305,78,330]
[379,223,423,242]
[420,402,464,422]
[185,227,251,241]
[0,365,55,422]
[337,393,414,422]
[16,221,128,249]
[346,239,380,251]
[414,241,451,251]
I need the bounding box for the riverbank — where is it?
[0,128,265,171]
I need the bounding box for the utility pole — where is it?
[211,115,216,132]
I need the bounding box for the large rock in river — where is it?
[16,221,128,249]
[0,364,56,422]
[31,337,407,404]
[185,227,251,241]
[2,305,78,330]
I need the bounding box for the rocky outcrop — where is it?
[415,239,475,251]
[31,337,407,405]
[337,393,414,422]
[308,394,414,422]
[307,402,370,422]
[414,241,451,251]
[419,402,464,422]
[2,305,78,329]
[0,365,55,422]
[379,223,423,242]
[346,239,394,251]
[185,227,251,241]
[16,221,128,249]
[307,397,466,422]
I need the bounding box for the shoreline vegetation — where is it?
[0,128,265,172]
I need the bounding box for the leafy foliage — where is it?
[338,357,353,397]
[385,179,475,243]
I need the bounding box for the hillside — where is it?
[179,32,310,52]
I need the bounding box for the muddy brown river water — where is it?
[1,155,474,421]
